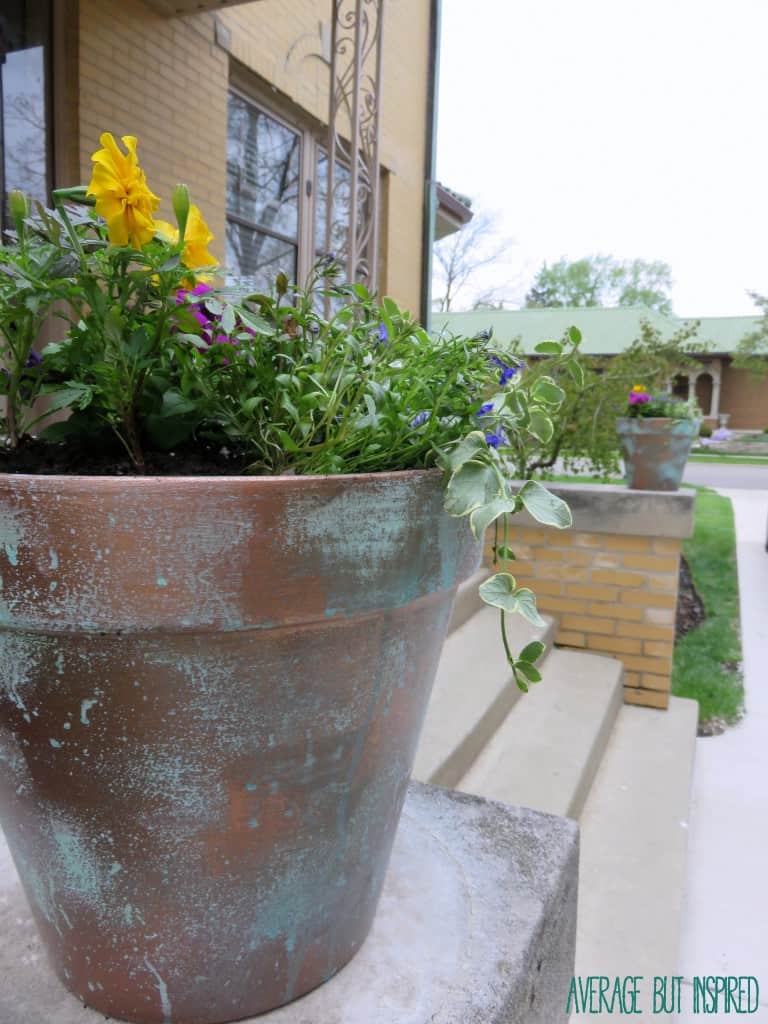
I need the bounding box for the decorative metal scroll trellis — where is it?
[326,0,384,291]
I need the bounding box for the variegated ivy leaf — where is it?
[514,588,546,627]
[534,340,562,355]
[518,480,572,529]
[478,572,518,612]
[442,430,490,473]
[531,376,566,406]
[528,408,554,443]
[444,459,502,517]
[469,497,517,539]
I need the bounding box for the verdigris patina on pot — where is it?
[616,417,699,491]
[0,470,480,1024]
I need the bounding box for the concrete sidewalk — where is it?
[674,488,768,1022]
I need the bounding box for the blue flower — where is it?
[476,402,494,417]
[485,428,507,449]
[490,356,519,385]
[411,411,430,428]
[378,322,389,344]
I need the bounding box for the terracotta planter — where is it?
[616,417,699,491]
[0,470,480,1024]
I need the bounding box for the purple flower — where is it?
[378,322,389,344]
[629,392,650,405]
[24,351,41,369]
[411,411,430,428]
[490,356,519,385]
[477,402,494,417]
[485,428,507,449]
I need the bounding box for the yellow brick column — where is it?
[483,484,695,710]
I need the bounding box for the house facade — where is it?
[1,0,459,324]
[437,306,767,430]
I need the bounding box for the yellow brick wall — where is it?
[74,0,429,314]
[484,527,682,710]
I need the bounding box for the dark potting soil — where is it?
[675,555,706,640]
[0,438,253,476]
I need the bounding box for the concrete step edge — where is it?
[573,695,699,1000]
[456,647,625,819]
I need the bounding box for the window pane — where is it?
[315,150,350,259]
[226,220,297,294]
[1,2,52,225]
[226,92,300,239]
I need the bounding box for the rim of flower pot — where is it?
[0,466,446,487]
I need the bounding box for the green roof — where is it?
[434,307,762,356]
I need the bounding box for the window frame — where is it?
[225,81,349,290]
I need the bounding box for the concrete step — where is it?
[457,649,624,819]
[413,605,557,788]
[574,696,698,1019]
[447,569,489,634]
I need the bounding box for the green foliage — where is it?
[525,255,673,314]
[29,190,207,470]
[733,291,768,376]
[500,318,705,479]
[0,194,75,447]
[672,488,743,726]
[699,423,712,438]
[1,181,580,686]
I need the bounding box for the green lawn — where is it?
[688,453,768,465]
[671,487,744,727]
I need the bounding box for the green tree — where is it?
[504,318,703,479]
[733,292,768,376]
[524,255,673,315]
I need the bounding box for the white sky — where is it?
[436,0,768,316]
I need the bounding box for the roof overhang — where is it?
[434,183,473,241]
[144,0,261,14]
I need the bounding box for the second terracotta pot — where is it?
[616,416,699,491]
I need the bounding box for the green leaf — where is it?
[220,304,236,336]
[444,460,501,517]
[275,427,299,452]
[568,326,582,346]
[237,308,274,335]
[514,588,546,627]
[519,480,572,529]
[443,431,489,472]
[493,545,516,561]
[478,572,518,613]
[469,497,516,539]
[46,383,93,413]
[534,340,562,355]
[516,661,542,683]
[519,640,546,664]
[565,358,585,387]
[528,408,554,443]
[531,377,566,406]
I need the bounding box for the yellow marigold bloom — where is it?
[156,204,216,269]
[632,384,647,393]
[87,133,160,248]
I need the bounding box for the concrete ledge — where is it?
[0,783,579,1024]
[512,482,696,539]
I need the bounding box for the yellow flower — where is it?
[632,384,647,393]
[155,204,216,269]
[87,133,160,248]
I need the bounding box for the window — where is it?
[225,88,350,292]
[0,1,52,232]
